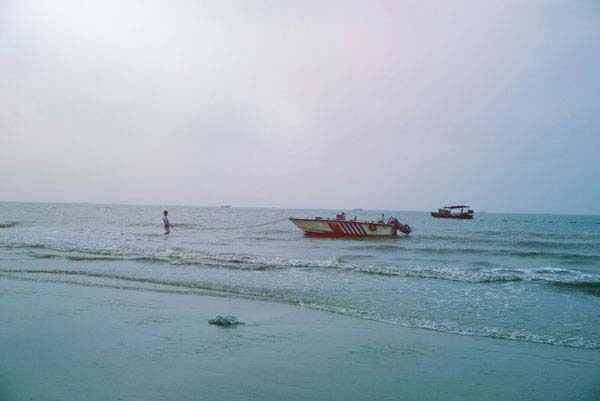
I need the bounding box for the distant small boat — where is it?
[220,205,232,209]
[290,212,411,238]
[431,205,474,219]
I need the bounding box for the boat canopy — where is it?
[444,205,470,209]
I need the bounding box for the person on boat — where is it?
[162,210,172,234]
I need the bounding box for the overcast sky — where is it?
[1,0,599,214]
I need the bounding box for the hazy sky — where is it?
[1,0,599,214]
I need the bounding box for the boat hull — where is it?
[289,218,404,238]
[431,212,473,219]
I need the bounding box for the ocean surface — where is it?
[1,202,600,350]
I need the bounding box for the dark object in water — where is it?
[208,315,243,327]
[431,205,474,219]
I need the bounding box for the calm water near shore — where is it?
[1,202,600,350]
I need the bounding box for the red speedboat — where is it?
[290,212,411,238]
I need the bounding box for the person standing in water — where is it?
[162,210,172,234]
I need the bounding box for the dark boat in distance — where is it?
[431,205,474,219]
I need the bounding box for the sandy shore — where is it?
[1,275,599,401]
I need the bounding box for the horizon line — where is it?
[1,199,598,218]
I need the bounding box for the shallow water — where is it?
[1,202,599,349]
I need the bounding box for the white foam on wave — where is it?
[293,300,600,350]
[15,241,600,286]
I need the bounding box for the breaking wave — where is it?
[1,243,46,250]
[550,281,600,296]
[9,242,600,287]
[346,265,600,287]
[344,243,600,264]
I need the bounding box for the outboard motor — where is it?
[388,216,411,235]
[398,223,411,235]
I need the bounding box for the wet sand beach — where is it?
[1,275,599,401]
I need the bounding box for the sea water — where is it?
[1,202,599,350]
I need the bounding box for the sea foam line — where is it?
[6,240,600,285]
